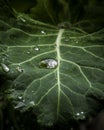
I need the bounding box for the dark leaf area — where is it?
[8,0,104,32]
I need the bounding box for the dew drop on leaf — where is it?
[75,111,86,120]
[14,102,25,109]
[17,16,26,22]
[16,66,23,73]
[29,101,35,105]
[20,18,26,22]
[76,113,80,116]
[1,63,10,72]
[26,51,31,54]
[39,59,58,69]
[76,41,78,43]
[41,30,46,34]
[34,47,39,51]
[18,96,22,100]
[23,99,25,102]
[64,38,69,42]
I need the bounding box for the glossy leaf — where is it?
[0,14,104,126]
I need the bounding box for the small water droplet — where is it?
[18,96,22,100]
[76,113,80,116]
[39,59,58,69]
[41,30,46,34]
[75,111,86,120]
[47,122,53,126]
[26,51,30,54]
[81,111,84,114]
[22,99,25,102]
[1,63,10,72]
[75,41,78,43]
[18,16,26,22]
[34,47,39,51]
[64,38,69,42]
[30,101,35,105]
[14,102,25,109]
[37,119,41,123]
[16,66,23,73]
[20,18,26,22]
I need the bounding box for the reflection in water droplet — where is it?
[30,101,35,105]
[39,59,58,69]
[16,66,23,73]
[14,102,25,109]
[34,47,39,51]
[41,30,46,34]
[1,63,10,72]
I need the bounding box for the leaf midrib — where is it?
[56,29,64,117]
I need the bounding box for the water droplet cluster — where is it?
[75,111,86,120]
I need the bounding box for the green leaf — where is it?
[0,14,104,126]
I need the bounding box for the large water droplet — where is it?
[1,63,10,72]
[41,30,46,34]
[39,59,58,69]
[14,102,25,109]
[16,66,23,73]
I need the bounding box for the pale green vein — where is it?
[80,65,104,72]
[61,59,93,88]
[61,44,104,61]
[10,50,55,66]
[61,44,83,49]
[84,45,104,48]
[7,28,58,37]
[36,84,57,105]
[60,89,74,113]
[60,72,81,84]
[8,44,54,48]
[82,48,104,61]
[24,70,56,96]
[61,83,84,96]
[56,29,64,117]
